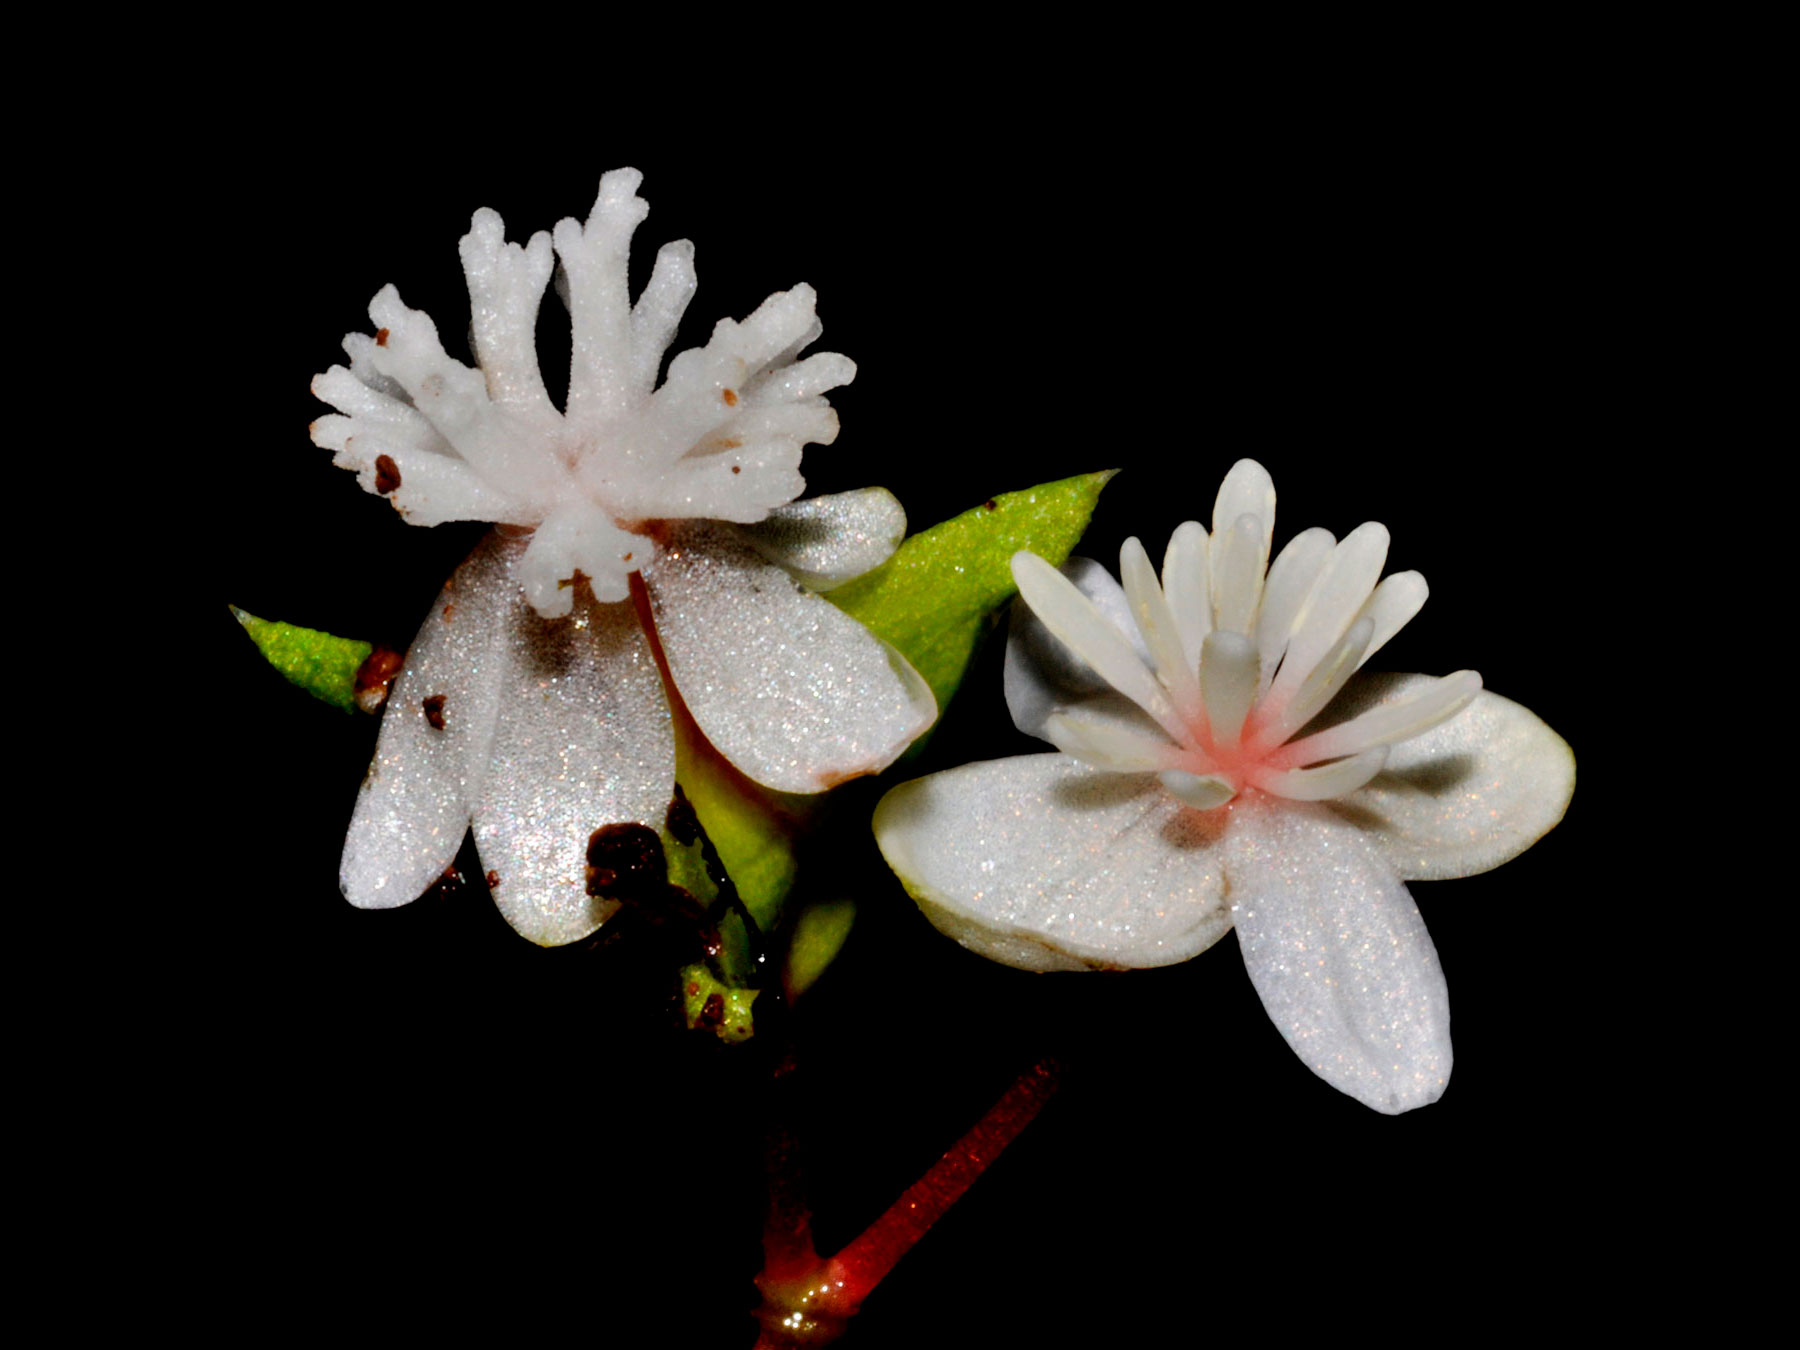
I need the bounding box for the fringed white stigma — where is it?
[311,168,856,618]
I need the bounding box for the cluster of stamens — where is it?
[1009,461,1481,810]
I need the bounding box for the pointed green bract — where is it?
[829,472,1115,718]
[232,605,372,712]
[671,707,803,939]
[781,898,857,1003]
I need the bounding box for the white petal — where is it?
[1225,798,1452,1114]
[1282,670,1481,764]
[365,285,568,506]
[457,209,558,426]
[1159,770,1236,810]
[340,532,515,909]
[1321,675,1575,881]
[1120,537,1203,723]
[875,755,1233,972]
[1011,552,1187,742]
[735,487,906,590]
[748,350,856,404]
[1210,513,1266,637]
[1266,522,1389,709]
[1199,630,1260,749]
[311,365,453,457]
[1004,557,1145,739]
[470,588,675,947]
[1043,704,1185,772]
[321,430,537,528]
[1355,570,1428,667]
[1255,526,1336,696]
[1161,520,1212,670]
[644,522,935,793]
[1253,747,1389,801]
[628,238,697,398]
[1256,617,1374,749]
[1209,459,1275,591]
[556,168,649,420]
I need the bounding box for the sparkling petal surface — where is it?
[340,532,514,908]
[646,522,935,793]
[1322,674,1575,881]
[470,587,674,946]
[875,754,1233,972]
[735,487,907,590]
[1004,557,1145,739]
[1226,798,1452,1114]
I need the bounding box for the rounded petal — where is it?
[1003,556,1152,740]
[470,588,675,946]
[874,754,1233,972]
[1225,798,1452,1114]
[734,487,906,590]
[644,522,935,793]
[1320,674,1575,880]
[340,532,515,909]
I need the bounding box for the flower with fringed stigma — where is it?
[312,169,935,945]
[875,460,1572,1112]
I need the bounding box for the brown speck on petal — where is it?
[422,693,447,730]
[375,328,390,346]
[721,388,738,406]
[374,455,402,495]
[442,601,457,622]
[721,438,742,449]
[485,870,500,889]
[731,465,741,474]
[984,498,998,511]
[352,646,404,714]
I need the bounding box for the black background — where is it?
[187,89,1633,1346]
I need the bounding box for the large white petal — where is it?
[644,522,935,793]
[875,755,1233,972]
[1320,674,1575,881]
[1225,798,1452,1114]
[470,588,675,946]
[734,487,906,590]
[1003,556,1145,740]
[340,532,514,909]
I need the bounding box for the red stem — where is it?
[755,1058,1062,1344]
[826,1058,1061,1306]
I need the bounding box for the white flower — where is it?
[874,460,1573,1113]
[312,170,936,945]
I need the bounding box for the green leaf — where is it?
[232,605,373,712]
[781,898,857,1003]
[829,471,1115,718]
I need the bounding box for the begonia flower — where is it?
[874,460,1572,1113]
[311,169,935,945]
